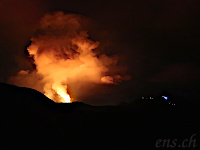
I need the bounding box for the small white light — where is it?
[162,96,168,100]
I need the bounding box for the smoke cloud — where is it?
[9,11,130,103]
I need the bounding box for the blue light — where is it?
[162,96,168,100]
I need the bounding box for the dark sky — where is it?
[0,0,200,105]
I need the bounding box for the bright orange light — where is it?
[9,12,129,104]
[55,87,71,103]
[43,82,71,103]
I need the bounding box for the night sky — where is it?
[0,0,200,105]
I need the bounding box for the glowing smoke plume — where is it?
[9,12,129,103]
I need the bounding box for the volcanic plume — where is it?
[10,12,129,103]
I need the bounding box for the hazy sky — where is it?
[0,0,200,105]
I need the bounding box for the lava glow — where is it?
[44,82,71,103]
[9,12,130,103]
[56,88,71,103]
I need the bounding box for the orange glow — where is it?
[43,82,71,103]
[53,86,71,103]
[9,12,130,103]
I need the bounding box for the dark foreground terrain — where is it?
[0,83,199,149]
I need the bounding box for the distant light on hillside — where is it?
[162,96,168,100]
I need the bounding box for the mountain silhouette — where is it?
[0,83,199,150]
